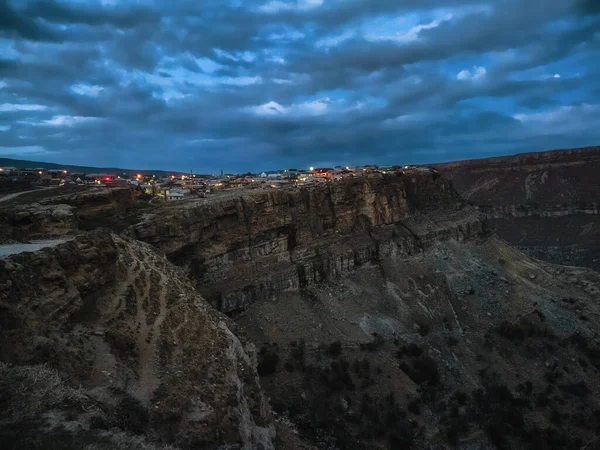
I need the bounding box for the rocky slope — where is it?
[0,230,275,450]
[435,146,600,270]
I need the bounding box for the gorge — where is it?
[1,149,600,450]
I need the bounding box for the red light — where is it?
[105,177,110,181]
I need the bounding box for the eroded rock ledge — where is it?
[128,174,485,314]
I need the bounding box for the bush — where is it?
[388,426,414,449]
[361,333,385,352]
[408,398,421,415]
[327,341,343,357]
[447,336,460,346]
[558,381,588,398]
[257,345,279,376]
[290,339,306,368]
[417,321,431,336]
[400,356,440,386]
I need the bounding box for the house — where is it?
[19,168,40,179]
[312,168,334,179]
[166,191,185,201]
[47,169,68,179]
[86,173,117,185]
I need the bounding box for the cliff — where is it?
[128,173,485,314]
[0,230,275,449]
[436,146,600,270]
[0,187,147,243]
[435,146,600,206]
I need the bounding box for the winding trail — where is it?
[132,268,169,405]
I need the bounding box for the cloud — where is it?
[366,14,453,43]
[42,115,100,127]
[0,145,49,156]
[71,84,104,96]
[456,66,487,81]
[248,98,331,116]
[0,0,598,172]
[0,103,48,112]
[258,0,324,14]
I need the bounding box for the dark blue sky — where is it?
[1,0,599,173]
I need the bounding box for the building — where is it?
[47,169,68,179]
[166,191,185,201]
[312,168,334,179]
[86,173,117,185]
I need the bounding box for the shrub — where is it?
[400,356,440,386]
[408,398,421,415]
[327,341,343,357]
[257,345,279,376]
[558,381,589,398]
[361,333,385,352]
[417,321,431,336]
[447,336,460,346]
[290,339,306,369]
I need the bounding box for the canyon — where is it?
[1,150,600,449]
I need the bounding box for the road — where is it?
[0,187,55,204]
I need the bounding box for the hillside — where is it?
[0,230,277,449]
[0,157,175,177]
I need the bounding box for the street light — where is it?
[309,166,314,171]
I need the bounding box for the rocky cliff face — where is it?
[436,147,600,270]
[0,230,275,449]
[129,174,484,314]
[0,187,141,243]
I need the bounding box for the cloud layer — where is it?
[0,0,599,172]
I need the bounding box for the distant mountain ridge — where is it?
[0,157,176,177]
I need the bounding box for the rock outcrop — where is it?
[436,146,600,270]
[128,173,485,314]
[0,187,140,243]
[0,230,275,450]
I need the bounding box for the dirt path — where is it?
[0,187,55,204]
[132,268,169,405]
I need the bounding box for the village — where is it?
[0,164,437,202]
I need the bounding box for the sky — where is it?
[0,0,599,173]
